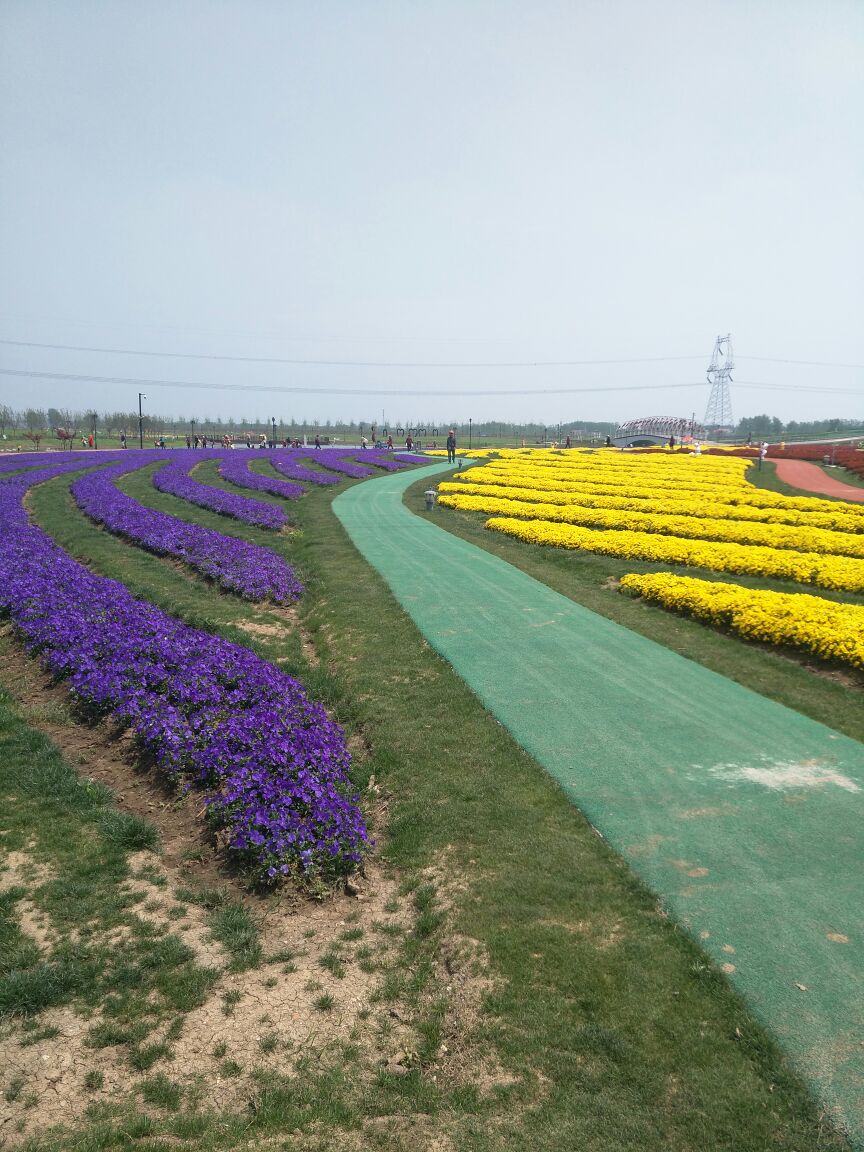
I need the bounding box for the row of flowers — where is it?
[0,464,367,881]
[460,463,852,507]
[619,572,864,670]
[484,515,864,592]
[153,454,291,529]
[218,451,307,500]
[438,490,864,558]
[441,476,864,531]
[72,458,303,602]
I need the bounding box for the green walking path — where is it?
[334,461,864,1145]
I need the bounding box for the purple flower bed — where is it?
[268,453,341,486]
[0,451,124,475]
[152,454,289,529]
[354,451,426,472]
[0,467,367,880]
[218,453,305,500]
[72,461,302,602]
[296,454,376,479]
[295,449,428,477]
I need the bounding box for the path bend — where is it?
[773,458,864,502]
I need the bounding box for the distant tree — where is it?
[737,414,775,438]
[0,404,12,438]
[25,408,47,434]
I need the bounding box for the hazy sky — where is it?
[1,1,862,429]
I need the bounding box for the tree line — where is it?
[0,404,860,446]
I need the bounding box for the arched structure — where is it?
[611,416,704,447]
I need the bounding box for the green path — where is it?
[335,462,864,1146]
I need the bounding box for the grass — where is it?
[318,949,347,979]
[140,1072,183,1111]
[208,903,262,971]
[0,458,851,1149]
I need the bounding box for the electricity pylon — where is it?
[704,334,734,430]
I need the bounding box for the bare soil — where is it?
[0,629,507,1147]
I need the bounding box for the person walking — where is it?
[314,434,322,450]
[446,428,457,464]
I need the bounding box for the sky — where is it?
[1,0,862,430]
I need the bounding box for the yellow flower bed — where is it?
[619,573,864,670]
[437,492,864,558]
[463,467,864,513]
[484,516,864,592]
[437,480,864,532]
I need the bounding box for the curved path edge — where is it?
[335,462,864,1146]
[773,457,864,502]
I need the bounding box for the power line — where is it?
[739,355,864,370]
[0,336,862,371]
[0,366,705,396]
[0,338,707,369]
[0,366,860,398]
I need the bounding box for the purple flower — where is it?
[0,463,367,881]
[153,453,290,529]
[71,460,302,603]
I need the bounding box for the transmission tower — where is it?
[704,334,734,430]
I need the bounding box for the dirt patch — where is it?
[537,916,625,951]
[414,853,515,1100]
[247,602,320,667]
[235,620,291,638]
[0,851,57,956]
[0,637,523,1146]
[0,837,414,1142]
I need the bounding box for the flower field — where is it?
[0,445,859,1151]
[0,447,423,882]
[438,448,864,665]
